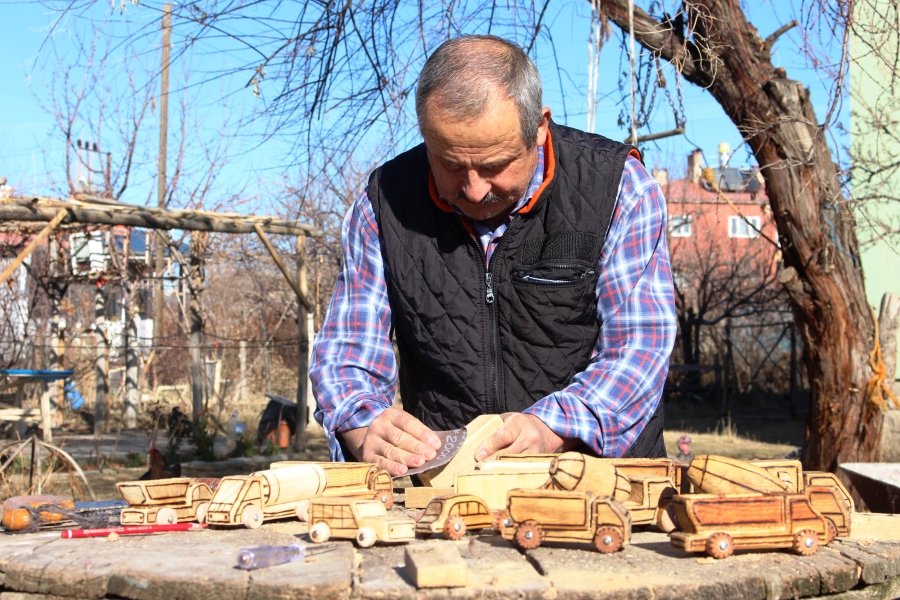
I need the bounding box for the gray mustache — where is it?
[456,190,503,204]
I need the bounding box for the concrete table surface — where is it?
[1,521,899,600]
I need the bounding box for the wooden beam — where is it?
[254,224,314,312]
[0,209,68,286]
[0,204,322,237]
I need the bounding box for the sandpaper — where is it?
[401,428,467,478]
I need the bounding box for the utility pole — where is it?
[152,3,172,386]
[294,234,308,453]
[188,233,205,418]
[94,281,107,436]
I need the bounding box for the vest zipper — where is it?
[462,227,502,415]
[484,265,500,414]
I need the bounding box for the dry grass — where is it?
[664,415,798,461]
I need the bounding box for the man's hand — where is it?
[340,407,442,477]
[474,413,575,462]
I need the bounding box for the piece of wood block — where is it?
[417,414,503,488]
[455,468,550,511]
[404,487,454,509]
[687,455,789,495]
[847,513,900,540]
[404,543,467,588]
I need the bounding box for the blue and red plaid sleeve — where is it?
[310,193,398,461]
[523,156,676,456]
[311,155,676,460]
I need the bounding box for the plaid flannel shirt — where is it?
[310,147,676,461]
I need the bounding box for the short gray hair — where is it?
[416,35,544,149]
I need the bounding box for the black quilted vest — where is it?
[369,121,665,457]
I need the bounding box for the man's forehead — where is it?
[422,99,525,164]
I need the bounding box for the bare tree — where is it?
[36,0,893,472]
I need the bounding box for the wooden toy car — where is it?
[206,462,392,528]
[415,494,493,540]
[117,478,217,525]
[307,498,416,547]
[499,489,631,553]
[668,491,834,559]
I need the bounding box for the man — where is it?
[310,35,676,476]
[674,435,693,464]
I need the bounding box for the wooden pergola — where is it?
[0,195,323,452]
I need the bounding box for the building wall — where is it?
[851,0,900,378]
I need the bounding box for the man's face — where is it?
[421,96,550,224]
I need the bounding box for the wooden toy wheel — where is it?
[706,532,734,559]
[492,510,508,533]
[825,519,837,544]
[309,522,331,543]
[792,529,819,556]
[594,526,623,554]
[295,500,310,522]
[655,502,678,533]
[514,520,543,550]
[375,491,394,510]
[156,508,178,525]
[195,502,209,524]
[356,527,377,548]
[242,504,263,529]
[443,515,466,540]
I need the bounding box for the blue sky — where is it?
[0,1,845,205]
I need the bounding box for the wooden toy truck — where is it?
[308,498,416,547]
[668,489,840,559]
[206,462,392,528]
[117,478,216,525]
[499,489,632,553]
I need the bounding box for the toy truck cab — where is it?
[669,492,831,559]
[415,494,493,540]
[500,489,631,553]
[622,475,677,527]
[308,498,416,547]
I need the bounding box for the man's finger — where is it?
[474,424,517,462]
[370,438,426,475]
[389,410,442,450]
[382,425,437,461]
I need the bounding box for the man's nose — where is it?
[460,170,491,202]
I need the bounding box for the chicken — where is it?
[139,448,182,480]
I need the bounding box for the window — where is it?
[728,215,761,238]
[669,215,692,238]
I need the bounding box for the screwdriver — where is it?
[236,543,306,570]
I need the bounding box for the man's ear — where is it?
[535,107,552,147]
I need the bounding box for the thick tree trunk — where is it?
[602,0,880,472]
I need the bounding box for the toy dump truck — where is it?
[206,462,392,528]
[751,459,854,536]
[308,498,416,547]
[117,478,217,525]
[668,490,837,559]
[499,489,631,553]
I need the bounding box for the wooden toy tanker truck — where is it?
[499,489,632,553]
[206,462,392,529]
[668,487,845,559]
[117,478,217,525]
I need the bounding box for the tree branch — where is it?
[765,20,798,52]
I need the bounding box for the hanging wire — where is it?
[587,0,603,133]
[627,0,638,145]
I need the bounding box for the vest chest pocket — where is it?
[512,264,595,286]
